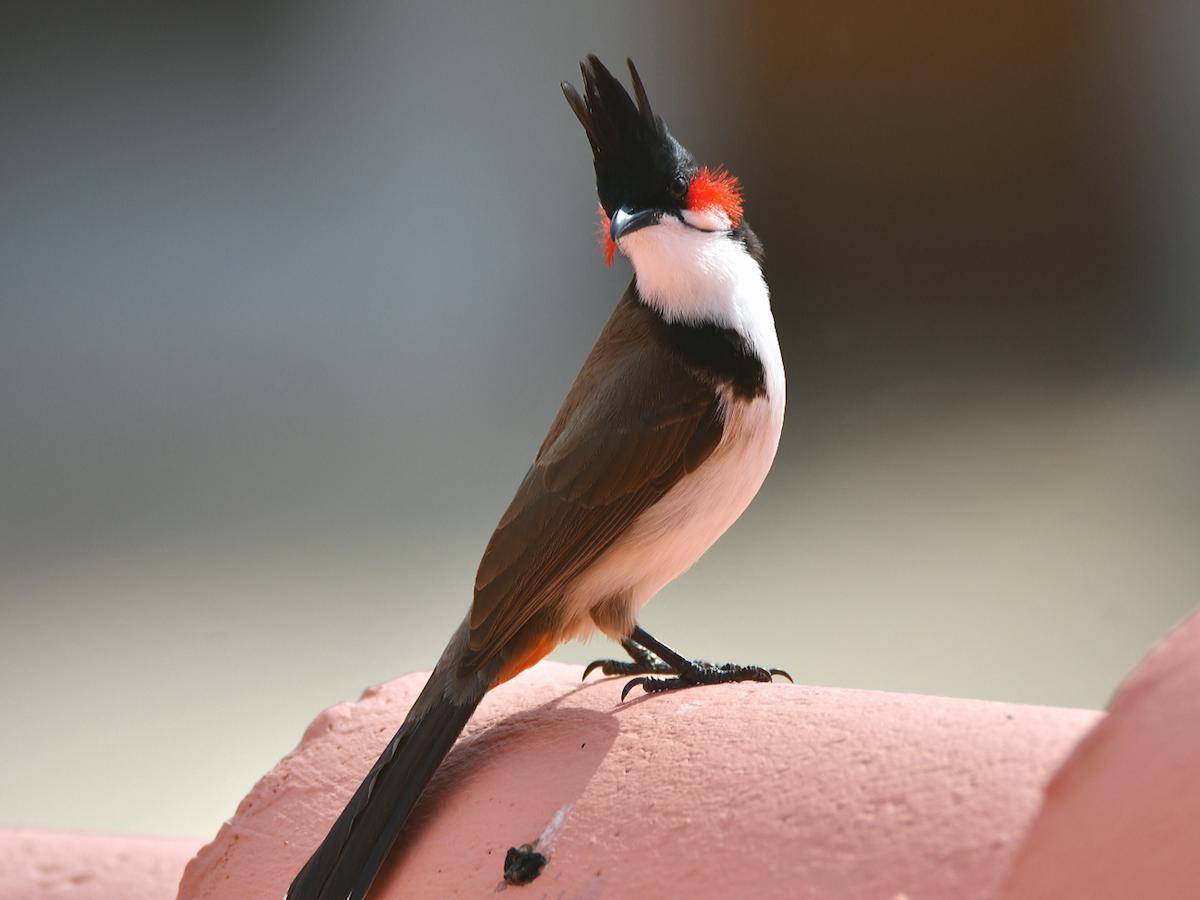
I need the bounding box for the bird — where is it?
[285,54,787,900]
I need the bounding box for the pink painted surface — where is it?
[175,664,1097,900]
[0,830,202,900]
[11,611,1200,899]
[998,608,1200,900]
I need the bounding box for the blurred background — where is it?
[2,1,1198,839]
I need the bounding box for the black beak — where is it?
[610,206,662,242]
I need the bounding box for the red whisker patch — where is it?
[596,204,617,266]
[687,167,743,226]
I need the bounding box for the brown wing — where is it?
[460,286,725,675]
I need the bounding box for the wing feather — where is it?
[460,286,725,675]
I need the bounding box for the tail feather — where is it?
[286,619,495,900]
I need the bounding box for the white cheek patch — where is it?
[681,207,731,232]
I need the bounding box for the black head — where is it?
[562,55,697,220]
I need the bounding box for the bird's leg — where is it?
[617,625,792,701]
[583,636,676,680]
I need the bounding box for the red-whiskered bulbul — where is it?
[286,55,787,900]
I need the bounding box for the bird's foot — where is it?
[584,625,792,700]
[621,660,792,701]
[583,637,675,680]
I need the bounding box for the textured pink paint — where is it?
[12,612,1200,900]
[175,664,1097,900]
[998,608,1200,900]
[0,830,201,900]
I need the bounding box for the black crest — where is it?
[562,55,696,219]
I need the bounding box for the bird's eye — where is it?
[669,175,688,200]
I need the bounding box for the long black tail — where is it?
[286,617,495,900]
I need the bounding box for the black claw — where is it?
[770,668,794,683]
[619,675,691,700]
[620,677,648,701]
